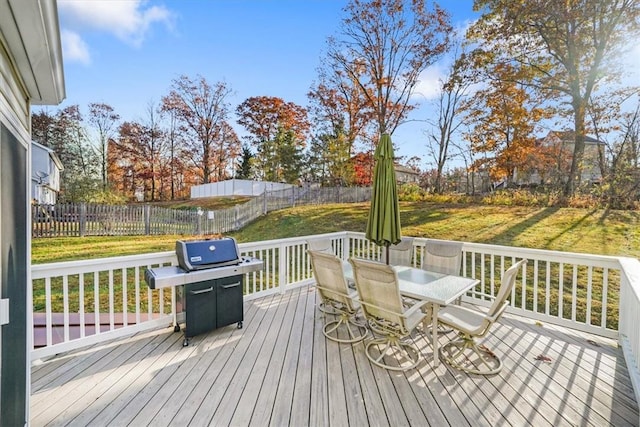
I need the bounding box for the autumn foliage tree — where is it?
[308,62,373,185]
[327,0,452,136]
[351,151,374,186]
[161,75,236,184]
[111,109,166,201]
[469,0,640,196]
[236,96,310,183]
[463,63,552,186]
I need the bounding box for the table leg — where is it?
[432,303,439,367]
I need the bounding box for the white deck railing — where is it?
[30,231,640,402]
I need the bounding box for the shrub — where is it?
[398,183,425,201]
[481,188,562,207]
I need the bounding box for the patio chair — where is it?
[381,237,415,266]
[308,250,368,344]
[422,240,465,333]
[308,238,348,314]
[349,257,428,371]
[422,240,463,276]
[437,258,528,375]
[307,238,333,254]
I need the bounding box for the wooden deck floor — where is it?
[30,285,639,426]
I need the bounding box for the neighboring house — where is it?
[516,130,605,187]
[394,164,420,185]
[543,130,605,184]
[31,140,64,204]
[0,0,65,424]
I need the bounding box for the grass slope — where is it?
[32,202,640,264]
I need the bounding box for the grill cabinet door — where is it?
[184,280,217,338]
[216,275,243,328]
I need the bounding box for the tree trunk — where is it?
[563,101,587,197]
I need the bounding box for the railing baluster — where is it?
[63,275,69,342]
[135,266,140,325]
[602,268,609,329]
[489,254,496,295]
[79,273,85,338]
[585,266,593,325]
[45,277,52,347]
[545,261,551,316]
[108,270,114,330]
[122,268,128,327]
[93,271,100,335]
[572,265,578,322]
[559,263,564,319]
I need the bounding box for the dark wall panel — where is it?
[0,123,28,426]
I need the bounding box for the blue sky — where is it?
[54,0,477,168]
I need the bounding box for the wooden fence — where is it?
[32,186,371,238]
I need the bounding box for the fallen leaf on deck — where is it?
[587,339,601,347]
[535,321,544,327]
[534,354,552,363]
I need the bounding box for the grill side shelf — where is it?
[143,258,264,290]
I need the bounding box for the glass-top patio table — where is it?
[343,260,480,367]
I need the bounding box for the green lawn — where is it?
[32,202,640,263]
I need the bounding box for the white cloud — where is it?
[413,64,446,100]
[61,29,91,65]
[58,0,174,47]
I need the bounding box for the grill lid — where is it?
[176,237,241,271]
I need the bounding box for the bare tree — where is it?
[162,75,233,184]
[426,45,473,193]
[327,0,451,136]
[88,103,120,190]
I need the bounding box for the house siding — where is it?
[0,28,31,427]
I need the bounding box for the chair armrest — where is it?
[486,301,509,323]
[469,292,496,301]
[402,300,430,319]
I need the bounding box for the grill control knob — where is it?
[209,245,216,251]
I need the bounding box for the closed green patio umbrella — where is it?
[365,133,401,264]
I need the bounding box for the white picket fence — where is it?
[30,231,640,402]
[32,186,372,237]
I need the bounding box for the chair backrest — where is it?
[381,237,415,266]
[349,258,405,327]
[308,250,353,308]
[307,239,333,254]
[422,240,463,275]
[487,259,528,319]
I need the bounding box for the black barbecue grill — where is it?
[144,237,263,346]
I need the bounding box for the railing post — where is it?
[342,232,351,261]
[279,242,288,294]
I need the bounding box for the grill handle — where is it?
[190,286,214,295]
[221,282,241,289]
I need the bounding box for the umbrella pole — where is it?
[385,246,390,265]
